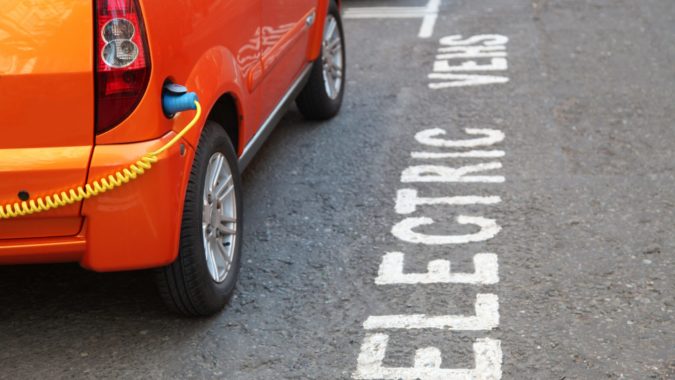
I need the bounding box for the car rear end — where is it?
[0,0,191,271]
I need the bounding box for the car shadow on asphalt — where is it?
[0,264,173,320]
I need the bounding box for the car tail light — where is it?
[95,0,151,134]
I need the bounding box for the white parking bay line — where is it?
[343,0,442,39]
[343,7,430,19]
[418,0,441,38]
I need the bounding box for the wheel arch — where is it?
[308,0,342,61]
[206,93,241,153]
[180,46,247,154]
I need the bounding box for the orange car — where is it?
[0,0,345,315]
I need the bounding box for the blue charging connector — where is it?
[162,83,199,117]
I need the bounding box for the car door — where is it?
[260,0,316,120]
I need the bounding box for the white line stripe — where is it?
[343,0,442,39]
[344,6,428,13]
[419,0,441,38]
[401,162,505,183]
[376,252,499,285]
[412,150,506,158]
[364,294,499,330]
[416,128,505,148]
[343,7,429,19]
[395,189,502,214]
[353,335,502,380]
[392,215,502,245]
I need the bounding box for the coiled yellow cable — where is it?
[0,101,202,220]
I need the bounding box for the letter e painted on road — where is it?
[376,252,499,285]
[391,216,501,245]
[363,293,499,330]
[353,334,502,380]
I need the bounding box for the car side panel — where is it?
[97,0,263,149]
[259,0,316,121]
[78,0,264,270]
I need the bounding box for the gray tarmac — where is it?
[0,0,673,379]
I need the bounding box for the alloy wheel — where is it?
[321,15,344,100]
[202,152,237,283]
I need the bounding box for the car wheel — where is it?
[296,0,346,120]
[155,121,243,316]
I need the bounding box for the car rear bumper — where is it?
[0,132,194,271]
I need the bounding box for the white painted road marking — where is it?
[412,150,506,159]
[392,216,501,245]
[343,7,430,18]
[354,334,502,380]
[343,0,441,39]
[395,189,501,214]
[376,252,499,285]
[429,73,510,88]
[416,128,505,148]
[401,162,505,183]
[418,0,441,38]
[364,293,499,330]
[353,31,511,380]
[437,45,507,59]
[434,58,507,72]
[429,35,510,88]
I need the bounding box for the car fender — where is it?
[178,46,247,152]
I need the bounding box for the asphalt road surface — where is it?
[1,0,674,379]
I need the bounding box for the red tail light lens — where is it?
[95,0,151,134]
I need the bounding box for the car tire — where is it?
[296,0,346,120]
[155,121,243,317]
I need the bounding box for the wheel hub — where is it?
[202,152,237,283]
[321,14,343,100]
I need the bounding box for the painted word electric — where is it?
[354,35,510,380]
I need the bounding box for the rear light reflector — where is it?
[95,0,151,134]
